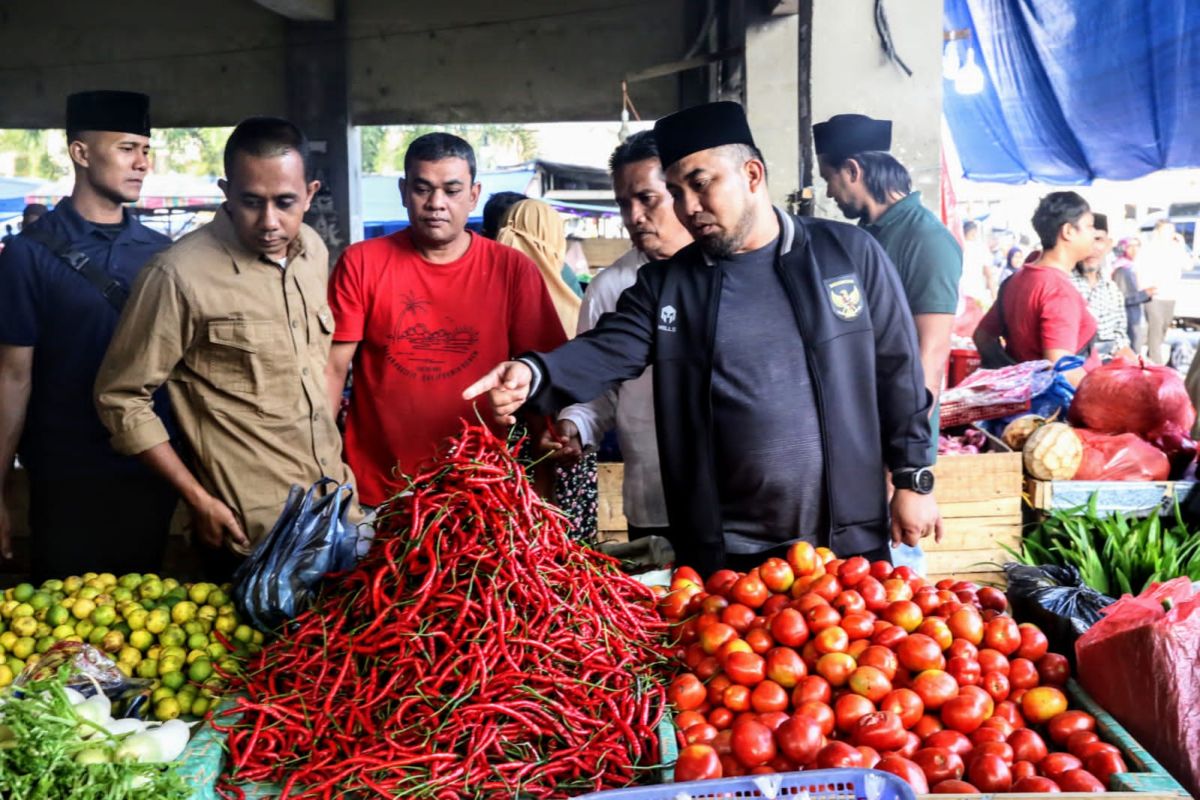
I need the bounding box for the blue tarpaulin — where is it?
[0,177,41,214]
[943,0,1200,184]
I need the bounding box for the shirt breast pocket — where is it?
[205,319,289,403]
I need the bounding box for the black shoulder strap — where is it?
[21,226,129,313]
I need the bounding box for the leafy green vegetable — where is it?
[1010,495,1200,596]
[0,673,190,800]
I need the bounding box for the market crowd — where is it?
[0,90,1189,583]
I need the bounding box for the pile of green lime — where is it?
[0,572,262,720]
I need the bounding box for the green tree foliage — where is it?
[361,125,537,174]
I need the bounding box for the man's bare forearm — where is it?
[136,441,209,508]
[0,346,33,485]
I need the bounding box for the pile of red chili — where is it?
[213,421,670,799]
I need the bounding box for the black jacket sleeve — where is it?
[860,236,934,470]
[522,263,659,415]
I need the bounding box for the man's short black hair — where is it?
[1032,191,1090,251]
[482,191,526,239]
[826,151,911,205]
[963,220,979,236]
[609,130,661,175]
[404,133,477,183]
[224,117,312,181]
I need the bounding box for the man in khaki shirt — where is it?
[95,117,355,574]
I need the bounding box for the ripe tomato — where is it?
[983,617,1021,656]
[977,586,1007,612]
[816,741,864,769]
[700,595,729,617]
[684,722,720,745]
[814,625,850,654]
[1008,657,1039,690]
[792,675,832,706]
[852,711,908,751]
[761,593,791,617]
[1011,760,1038,782]
[847,638,871,660]
[756,711,789,732]
[884,579,915,604]
[745,626,775,655]
[1076,741,1121,761]
[930,780,980,794]
[971,724,1010,745]
[884,600,923,631]
[914,589,943,617]
[707,706,734,730]
[858,645,900,680]
[1056,768,1106,792]
[815,652,856,687]
[676,710,707,730]
[718,754,744,777]
[835,693,877,733]
[839,556,870,586]
[795,700,836,736]
[1012,776,1062,793]
[721,603,757,634]
[1008,728,1049,764]
[872,624,909,650]
[948,638,980,661]
[696,655,723,681]
[941,694,988,734]
[897,731,922,759]
[730,719,777,768]
[871,560,895,581]
[848,665,893,703]
[858,576,889,611]
[759,558,795,594]
[840,612,875,640]
[675,744,723,781]
[775,714,823,765]
[880,688,924,728]
[897,634,944,672]
[731,574,770,609]
[876,755,930,794]
[913,747,965,785]
[982,670,1011,703]
[805,604,843,634]
[992,700,1024,728]
[669,673,708,711]
[764,647,807,688]
[1037,652,1070,686]
[913,713,943,740]
[1039,752,1083,780]
[725,651,767,686]
[975,648,1009,676]
[1086,751,1127,787]
[947,607,985,645]
[917,618,954,651]
[707,674,733,706]
[750,681,789,713]
[1066,730,1101,756]
[947,656,982,687]
[833,591,868,616]
[723,685,751,712]
[911,669,959,710]
[674,565,703,586]
[716,638,752,666]
[972,741,1014,766]
[705,569,740,597]
[968,753,1012,792]
[712,728,734,755]
[1021,686,1068,724]
[857,745,882,768]
[1015,623,1049,661]
[699,623,738,655]
[786,541,819,576]
[1047,710,1096,745]
[926,729,972,756]
[809,574,842,602]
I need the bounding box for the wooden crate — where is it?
[1028,478,1196,517]
[926,452,1024,586]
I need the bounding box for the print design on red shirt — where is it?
[385,291,481,382]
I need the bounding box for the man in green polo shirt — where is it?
[815,114,962,449]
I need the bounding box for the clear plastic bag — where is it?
[232,479,362,631]
[14,641,154,718]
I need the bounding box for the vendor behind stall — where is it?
[464,101,941,576]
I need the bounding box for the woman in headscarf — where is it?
[497,199,596,542]
[497,199,584,337]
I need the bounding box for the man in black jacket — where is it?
[465,102,940,576]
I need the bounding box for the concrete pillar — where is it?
[744,12,802,210]
[808,0,943,220]
[284,1,362,262]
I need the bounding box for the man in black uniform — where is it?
[0,91,177,579]
[465,102,941,576]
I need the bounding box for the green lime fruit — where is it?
[87,626,109,647]
[136,658,159,679]
[89,605,116,628]
[10,616,37,638]
[188,583,212,605]
[125,608,148,631]
[40,579,64,593]
[160,670,186,691]
[71,598,95,621]
[11,584,34,603]
[187,658,213,682]
[186,633,208,651]
[118,645,141,665]
[159,625,186,648]
[145,608,169,635]
[77,586,100,601]
[27,592,51,611]
[100,630,124,653]
[207,589,229,609]
[190,696,211,717]
[46,605,70,627]
[118,573,143,590]
[205,642,228,660]
[34,635,56,654]
[73,620,94,639]
[129,630,154,652]
[158,655,185,675]
[51,624,75,640]
[233,625,253,644]
[151,686,175,704]
[138,579,163,601]
[154,697,182,722]
[11,603,34,618]
[12,637,35,660]
[111,587,133,603]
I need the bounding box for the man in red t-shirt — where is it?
[326,133,565,506]
[974,191,1100,385]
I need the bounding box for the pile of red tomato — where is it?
[660,543,1129,794]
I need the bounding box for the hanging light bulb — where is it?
[618,107,631,143]
[942,40,961,80]
[955,47,985,95]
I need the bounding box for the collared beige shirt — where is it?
[95,208,355,553]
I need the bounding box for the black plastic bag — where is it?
[1004,563,1115,662]
[233,478,361,630]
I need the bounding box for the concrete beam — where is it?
[253,0,335,22]
[766,1,801,15]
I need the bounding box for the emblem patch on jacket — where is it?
[658,304,678,333]
[825,275,864,321]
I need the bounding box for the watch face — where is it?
[915,469,935,493]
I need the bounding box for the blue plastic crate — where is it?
[571,768,918,800]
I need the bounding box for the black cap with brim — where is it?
[653,101,756,170]
[813,114,892,160]
[66,91,151,137]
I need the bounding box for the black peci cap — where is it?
[813,114,892,160]
[653,101,757,170]
[66,91,151,138]
[1092,212,1108,232]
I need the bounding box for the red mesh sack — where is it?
[1073,429,1170,481]
[1076,579,1200,797]
[1069,358,1196,436]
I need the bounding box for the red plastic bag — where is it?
[1069,358,1196,436]
[1073,429,1170,481]
[1075,579,1200,796]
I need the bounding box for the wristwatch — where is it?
[893,467,935,495]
